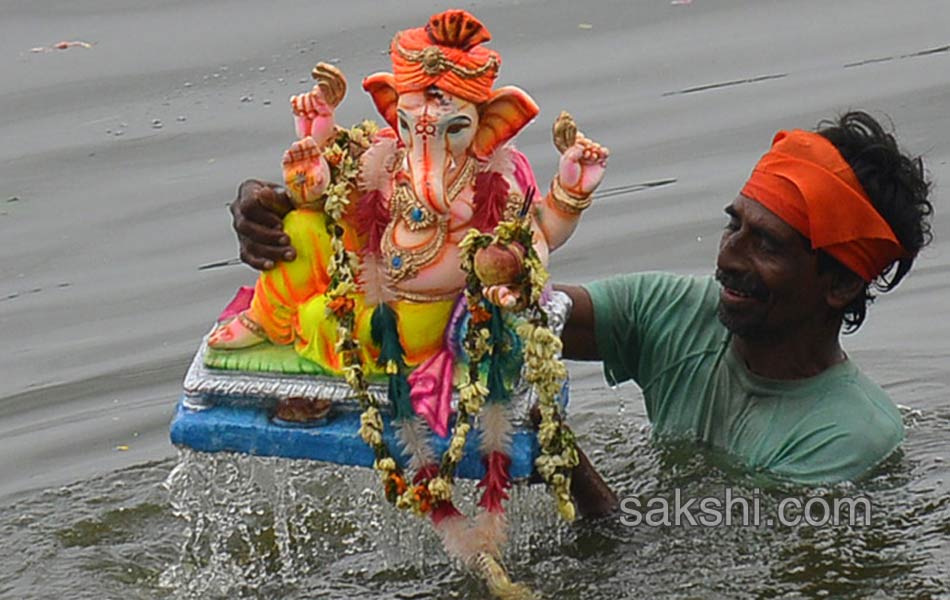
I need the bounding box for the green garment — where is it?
[585,272,904,486]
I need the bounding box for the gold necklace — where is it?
[381,158,476,283]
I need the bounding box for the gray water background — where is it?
[1,0,948,597]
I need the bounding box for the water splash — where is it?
[158,449,568,598]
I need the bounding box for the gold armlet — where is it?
[550,177,592,214]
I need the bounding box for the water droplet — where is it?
[177,115,186,122]
[258,66,266,72]
[262,100,271,106]
[183,81,192,88]
[240,95,253,103]
[152,119,163,129]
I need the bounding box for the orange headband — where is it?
[741,129,905,281]
[390,10,500,104]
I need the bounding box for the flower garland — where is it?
[317,120,411,505]
[459,213,580,522]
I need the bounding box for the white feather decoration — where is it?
[394,417,437,472]
[357,136,398,194]
[358,254,396,307]
[478,404,514,456]
[483,143,516,179]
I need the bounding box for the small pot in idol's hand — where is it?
[474,242,526,286]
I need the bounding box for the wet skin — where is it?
[715,194,862,379]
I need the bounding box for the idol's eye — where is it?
[445,117,471,135]
[398,116,410,131]
[446,122,468,135]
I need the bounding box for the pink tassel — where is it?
[354,190,390,255]
[469,171,510,232]
[414,463,439,484]
[434,511,480,561]
[473,511,508,555]
[477,451,512,513]
[431,500,464,525]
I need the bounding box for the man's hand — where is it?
[231,180,297,271]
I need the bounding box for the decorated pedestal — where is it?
[171,291,571,480]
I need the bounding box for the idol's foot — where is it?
[273,396,332,426]
[282,136,331,209]
[208,312,268,349]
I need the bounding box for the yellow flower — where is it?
[459,380,488,414]
[557,497,576,522]
[396,489,414,510]
[428,476,453,502]
[458,228,485,255]
[359,407,383,446]
[374,457,396,473]
[447,422,471,463]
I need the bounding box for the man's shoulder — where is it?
[813,364,904,443]
[766,365,904,485]
[586,271,720,319]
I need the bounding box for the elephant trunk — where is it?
[409,136,451,214]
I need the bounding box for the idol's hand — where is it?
[290,63,346,146]
[483,284,521,309]
[554,112,609,199]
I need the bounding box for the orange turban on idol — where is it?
[741,130,906,282]
[390,10,501,104]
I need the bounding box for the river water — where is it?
[1,1,948,598]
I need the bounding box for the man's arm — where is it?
[571,446,620,518]
[554,284,600,361]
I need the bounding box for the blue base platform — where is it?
[170,400,542,480]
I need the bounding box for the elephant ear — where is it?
[472,86,540,161]
[362,72,399,131]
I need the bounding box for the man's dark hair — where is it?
[815,111,933,332]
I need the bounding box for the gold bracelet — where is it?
[549,177,593,214]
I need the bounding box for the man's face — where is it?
[716,194,831,340]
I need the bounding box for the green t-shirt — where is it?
[585,272,904,486]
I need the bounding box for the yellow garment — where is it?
[248,209,454,375]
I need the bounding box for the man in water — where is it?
[230,111,933,516]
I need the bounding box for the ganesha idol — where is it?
[173,10,608,480]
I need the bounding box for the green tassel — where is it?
[370,304,414,421]
[486,304,511,404]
